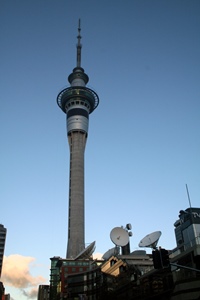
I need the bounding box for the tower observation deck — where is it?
[57,20,99,258]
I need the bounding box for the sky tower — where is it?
[57,20,99,258]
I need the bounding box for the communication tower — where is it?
[57,20,99,258]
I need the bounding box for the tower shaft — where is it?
[67,131,86,258]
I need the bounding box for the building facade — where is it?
[174,207,200,251]
[0,225,7,278]
[170,207,200,300]
[38,285,49,300]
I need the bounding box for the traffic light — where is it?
[160,248,169,267]
[152,250,162,269]
[152,248,169,269]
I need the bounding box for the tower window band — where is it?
[67,108,89,119]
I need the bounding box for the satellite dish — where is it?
[102,247,119,260]
[138,231,161,249]
[74,241,96,260]
[131,250,146,256]
[110,227,129,247]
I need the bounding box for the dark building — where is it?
[0,224,7,278]
[38,285,49,300]
[174,207,200,251]
[169,207,200,300]
[0,282,5,300]
[49,256,103,300]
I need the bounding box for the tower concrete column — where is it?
[67,131,86,258]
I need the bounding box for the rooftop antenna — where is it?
[76,18,82,68]
[186,184,192,209]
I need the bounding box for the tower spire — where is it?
[77,19,82,68]
[67,19,89,87]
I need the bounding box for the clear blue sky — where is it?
[1,1,200,299]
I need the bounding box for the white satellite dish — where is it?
[138,231,161,249]
[102,247,119,260]
[110,227,129,247]
[74,241,96,260]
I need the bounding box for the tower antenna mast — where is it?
[77,18,82,68]
[186,184,192,209]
